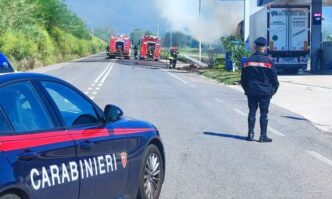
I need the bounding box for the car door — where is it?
[0,80,79,199]
[39,80,129,199]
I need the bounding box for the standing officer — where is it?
[241,37,279,143]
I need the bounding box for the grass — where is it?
[201,68,241,85]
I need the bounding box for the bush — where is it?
[0,32,38,61]
[0,0,106,70]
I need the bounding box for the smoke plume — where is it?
[154,0,260,43]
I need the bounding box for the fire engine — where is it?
[139,35,161,61]
[108,35,131,59]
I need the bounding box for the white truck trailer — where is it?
[249,5,310,74]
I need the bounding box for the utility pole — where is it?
[199,0,202,62]
[218,0,250,50]
[244,0,250,50]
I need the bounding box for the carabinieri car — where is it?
[0,72,165,199]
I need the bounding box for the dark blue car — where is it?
[0,73,165,199]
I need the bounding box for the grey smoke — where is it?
[154,0,262,43]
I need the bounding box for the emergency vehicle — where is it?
[0,73,165,199]
[108,35,131,59]
[139,35,161,61]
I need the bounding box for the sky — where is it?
[64,0,332,42]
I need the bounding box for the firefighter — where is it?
[169,47,178,68]
[241,37,279,143]
[133,45,138,60]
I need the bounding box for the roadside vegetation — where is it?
[0,0,106,71]
[200,36,249,85]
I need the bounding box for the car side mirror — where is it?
[104,104,123,122]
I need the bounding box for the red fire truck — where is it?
[108,35,131,59]
[139,35,161,61]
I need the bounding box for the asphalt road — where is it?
[41,54,332,199]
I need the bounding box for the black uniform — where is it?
[241,49,279,142]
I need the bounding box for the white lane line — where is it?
[167,72,188,84]
[92,92,98,95]
[84,91,89,95]
[95,87,100,91]
[89,96,95,100]
[88,87,92,90]
[98,84,103,87]
[306,151,332,167]
[91,84,95,87]
[233,108,247,117]
[268,127,286,137]
[100,61,115,83]
[190,85,197,88]
[94,61,113,83]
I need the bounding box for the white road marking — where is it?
[190,85,197,88]
[215,98,224,103]
[92,92,98,95]
[167,72,188,84]
[98,84,103,87]
[232,106,286,137]
[94,61,113,83]
[95,87,100,91]
[88,87,92,90]
[268,127,286,137]
[306,151,332,167]
[91,84,95,87]
[84,92,89,95]
[101,62,114,83]
[89,96,95,100]
[233,108,247,116]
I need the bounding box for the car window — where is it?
[0,108,12,135]
[41,81,99,127]
[0,82,54,133]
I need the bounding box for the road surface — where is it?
[40,54,332,199]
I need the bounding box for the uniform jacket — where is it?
[241,51,279,96]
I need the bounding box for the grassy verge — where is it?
[201,69,241,85]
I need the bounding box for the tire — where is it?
[137,145,164,199]
[0,194,21,199]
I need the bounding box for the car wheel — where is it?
[0,194,21,199]
[137,145,164,199]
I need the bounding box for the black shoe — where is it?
[259,136,272,143]
[247,134,254,141]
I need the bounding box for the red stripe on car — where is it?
[0,128,154,152]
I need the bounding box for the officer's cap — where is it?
[255,37,267,47]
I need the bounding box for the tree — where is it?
[163,32,191,47]
[130,29,145,45]
[327,35,332,41]
[221,35,250,69]
[93,27,115,42]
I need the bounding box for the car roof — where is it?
[0,72,62,85]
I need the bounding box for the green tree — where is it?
[221,35,250,69]
[130,29,145,45]
[93,27,115,42]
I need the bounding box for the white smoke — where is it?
[154,0,262,43]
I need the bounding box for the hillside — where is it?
[0,0,106,71]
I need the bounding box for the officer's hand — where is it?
[272,87,277,96]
